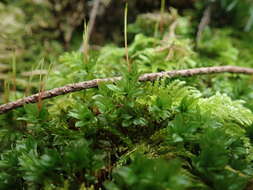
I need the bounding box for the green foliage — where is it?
[48,52,97,88]
[219,0,253,31]
[2,69,253,189]
[105,155,190,190]
[192,128,249,190]
[195,0,253,31]
[129,8,193,38]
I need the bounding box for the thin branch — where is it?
[1,66,253,114]
[81,0,101,53]
[88,0,101,40]
[196,4,212,47]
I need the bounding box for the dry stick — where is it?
[1,66,253,114]
[88,0,101,40]
[196,4,212,47]
[82,0,101,54]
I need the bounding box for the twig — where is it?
[81,0,101,52]
[88,0,101,40]
[1,66,253,114]
[196,4,212,47]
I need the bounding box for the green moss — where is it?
[2,2,253,189]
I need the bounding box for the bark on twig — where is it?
[1,66,253,114]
